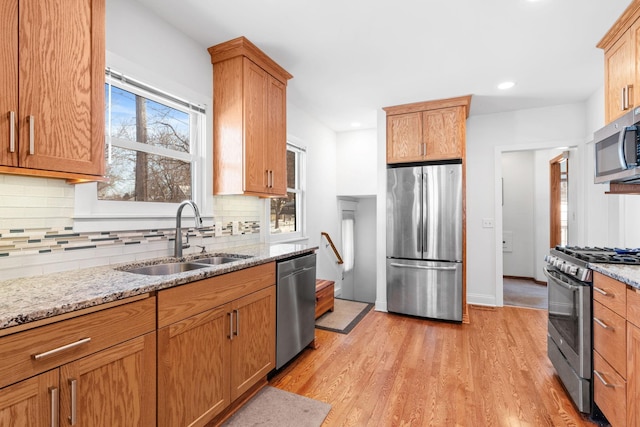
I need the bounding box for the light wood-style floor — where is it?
[270,305,597,427]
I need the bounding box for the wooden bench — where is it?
[315,279,335,319]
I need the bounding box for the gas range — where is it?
[545,246,640,283]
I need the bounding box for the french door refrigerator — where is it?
[386,162,463,321]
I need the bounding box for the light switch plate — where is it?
[232,222,239,235]
[215,221,222,236]
[482,218,494,228]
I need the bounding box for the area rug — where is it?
[315,298,373,334]
[221,386,330,427]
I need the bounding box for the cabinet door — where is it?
[158,305,231,427]
[59,332,156,427]
[604,30,633,123]
[628,322,640,426]
[386,112,424,164]
[18,0,104,175]
[423,107,464,160]
[0,0,18,167]
[0,370,58,426]
[230,286,276,401]
[266,76,287,196]
[243,59,268,194]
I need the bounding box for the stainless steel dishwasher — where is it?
[276,252,317,369]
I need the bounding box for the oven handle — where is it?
[543,266,582,291]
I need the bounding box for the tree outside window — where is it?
[270,145,304,236]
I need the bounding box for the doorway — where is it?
[549,152,569,248]
[498,145,577,307]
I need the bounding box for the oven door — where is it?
[544,266,592,379]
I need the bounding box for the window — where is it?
[270,143,305,240]
[99,69,205,203]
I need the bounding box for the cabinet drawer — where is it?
[0,297,155,389]
[158,262,275,328]
[594,351,626,427]
[594,272,627,317]
[593,300,627,378]
[627,286,640,328]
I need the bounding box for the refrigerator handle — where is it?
[389,263,457,271]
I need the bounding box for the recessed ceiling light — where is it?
[350,122,361,128]
[498,81,516,90]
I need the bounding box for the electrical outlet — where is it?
[482,218,494,228]
[232,222,240,235]
[215,221,222,236]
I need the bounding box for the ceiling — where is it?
[136,0,632,132]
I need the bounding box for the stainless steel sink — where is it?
[124,262,208,276]
[193,256,248,265]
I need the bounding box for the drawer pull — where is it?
[49,387,59,427]
[32,337,91,360]
[594,370,615,388]
[69,378,77,425]
[593,286,609,296]
[594,317,611,330]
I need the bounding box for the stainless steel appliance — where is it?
[386,162,463,321]
[276,253,316,369]
[594,107,640,183]
[544,245,640,414]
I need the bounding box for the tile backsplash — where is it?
[0,222,260,280]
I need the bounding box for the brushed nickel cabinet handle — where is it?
[594,317,611,330]
[32,337,91,360]
[594,370,614,388]
[622,87,627,111]
[593,286,609,296]
[9,111,15,153]
[69,378,77,425]
[235,309,240,337]
[28,115,34,155]
[49,387,59,427]
[229,311,234,340]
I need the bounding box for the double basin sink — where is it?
[121,254,252,276]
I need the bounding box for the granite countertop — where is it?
[0,243,316,331]
[589,263,640,289]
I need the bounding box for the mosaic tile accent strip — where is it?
[0,221,260,257]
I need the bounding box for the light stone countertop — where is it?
[0,243,316,331]
[589,263,640,289]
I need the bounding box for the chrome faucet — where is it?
[175,200,203,258]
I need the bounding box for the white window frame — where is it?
[74,69,208,232]
[268,140,306,243]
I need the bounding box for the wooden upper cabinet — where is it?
[598,2,640,124]
[384,95,471,164]
[209,37,292,197]
[1,0,105,180]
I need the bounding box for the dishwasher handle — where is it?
[280,266,315,281]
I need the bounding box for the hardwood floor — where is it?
[270,305,597,426]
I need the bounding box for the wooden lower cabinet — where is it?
[158,285,276,427]
[0,370,58,426]
[628,317,640,426]
[0,333,156,427]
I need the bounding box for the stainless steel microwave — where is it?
[594,108,640,183]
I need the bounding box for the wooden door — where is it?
[604,30,633,123]
[423,107,464,160]
[243,58,268,194]
[386,112,424,164]
[0,0,18,167]
[0,370,58,426]
[266,75,287,196]
[18,0,104,175]
[158,305,231,427]
[59,333,156,427]
[549,153,568,248]
[628,322,640,426]
[230,286,276,401]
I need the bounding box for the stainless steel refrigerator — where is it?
[386,162,463,321]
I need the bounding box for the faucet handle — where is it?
[196,245,206,254]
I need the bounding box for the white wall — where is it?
[501,151,535,278]
[353,197,376,302]
[336,129,377,196]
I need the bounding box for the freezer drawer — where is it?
[387,258,462,321]
[276,253,317,369]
